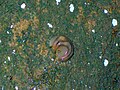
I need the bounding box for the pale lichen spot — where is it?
[84,2,87,5]
[69,4,74,12]
[21,3,26,9]
[99,55,102,59]
[89,86,91,88]
[33,87,36,90]
[8,56,10,61]
[4,61,7,64]
[104,59,109,66]
[85,84,87,87]
[112,19,117,26]
[7,31,10,34]
[15,86,18,90]
[47,23,53,28]
[116,43,118,46]
[84,2,90,5]
[91,29,95,33]
[88,62,90,65]
[51,58,54,61]
[56,0,61,5]
[12,49,16,54]
[103,9,108,14]
[10,24,14,28]
[2,86,4,90]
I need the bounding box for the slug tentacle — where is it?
[50,36,74,61]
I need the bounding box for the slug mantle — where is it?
[50,36,74,62]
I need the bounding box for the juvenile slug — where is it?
[50,36,74,61]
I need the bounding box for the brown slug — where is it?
[50,36,74,61]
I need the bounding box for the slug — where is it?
[50,36,74,61]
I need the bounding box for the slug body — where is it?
[50,36,74,61]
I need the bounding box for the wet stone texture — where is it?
[0,0,120,90]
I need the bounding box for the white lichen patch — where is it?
[112,19,117,26]
[88,62,90,65]
[85,84,87,87]
[103,59,109,66]
[116,43,118,46]
[47,23,53,28]
[21,3,26,9]
[4,61,7,64]
[12,49,16,54]
[22,40,25,42]
[7,31,10,34]
[99,55,102,59]
[33,87,36,90]
[15,86,18,90]
[8,56,10,61]
[2,86,4,90]
[84,2,90,5]
[89,86,91,88]
[69,4,74,12]
[56,0,61,5]
[51,58,54,61]
[91,29,95,33]
[103,9,108,14]
[10,24,14,28]
[4,75,6,77]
